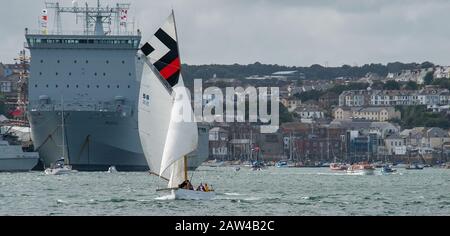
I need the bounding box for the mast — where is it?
[250,128,253,161]
[328,126,332,162]
[184,156,188,181]
[289,131,293,161]
[61,96,65,161]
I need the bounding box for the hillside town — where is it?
[203,66,450,167]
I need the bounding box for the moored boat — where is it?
[0,140,39,172]
[44,158,73,175]
[405,164,424,170]
[275,161,288,168]
[108,166,118,173]
[330,163,348,171]
[380,165,396,174]
[346,163,375,175]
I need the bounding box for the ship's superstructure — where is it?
[25,1,209,171]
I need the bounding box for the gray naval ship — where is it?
[25,1,209,171]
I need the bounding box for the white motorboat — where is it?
[44,158,73,175]
[44,166,72,175]
[108,166,118,173]
[346,163,375,175]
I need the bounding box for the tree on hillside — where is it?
[424,72,434,85]
[404,81,419,90]
[432,78,450,90]
[383,80,400,90]
[371,81,384,90]
[294,90,324,102]
[420,61,435,69]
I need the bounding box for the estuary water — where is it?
[0,167,449,216]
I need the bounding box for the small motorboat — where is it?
[330,163,348,171]
[346,163,375,175]
[405,164,424,170]
[275,161,288,168]
[251,161,265,171]
[380,165,397,174]
[44,158,73,175]
[234,166,241,172]
[108,166,118,173]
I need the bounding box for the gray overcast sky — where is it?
[1,0,450,66]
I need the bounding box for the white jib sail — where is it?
[138,59,174,180]
[161,76,199,188]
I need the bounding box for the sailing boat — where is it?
[45,97,72,175]
[138,11,215,200]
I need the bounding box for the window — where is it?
[87,85,90,88]
[86,60,89,64]
[56,72,59,76]
[35,84,38,88]
[107,85,110,88]
[106,60,109,64]
[69,72,72,76]
[40,60,44,63]
[46,84,49,88]
[76,85,79,88]
[128,73,132,76]
[74,60,77,64]
[56,85,58,88]
[57,60,60,64]
[122,60,125,64]
[94,73,97,76]
[96,85,99,88]
[117,85,120,88]
[128,85,130,88]
[103,73,106,76]
[39,72,42,76]
[66,85,70,88]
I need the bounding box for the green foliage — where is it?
[432,78,450,89]
[371,81,385,90]
[395,105,450,129]
[424,72,434,85]
[0,93,5,115]
[182,62,428,82]
[420,61,435,69]
[383,80,401,90]
[294,90,324,102]
[404,81,419,90]
[279,102,293,124]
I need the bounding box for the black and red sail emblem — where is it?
[141,27,181,87]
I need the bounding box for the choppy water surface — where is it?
[0,167,449,215]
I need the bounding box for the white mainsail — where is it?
[161,76,199,188]
[138,59,174,180]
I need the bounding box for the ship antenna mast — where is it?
[44,1,132,35]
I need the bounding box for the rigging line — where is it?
[149,171,169,182]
